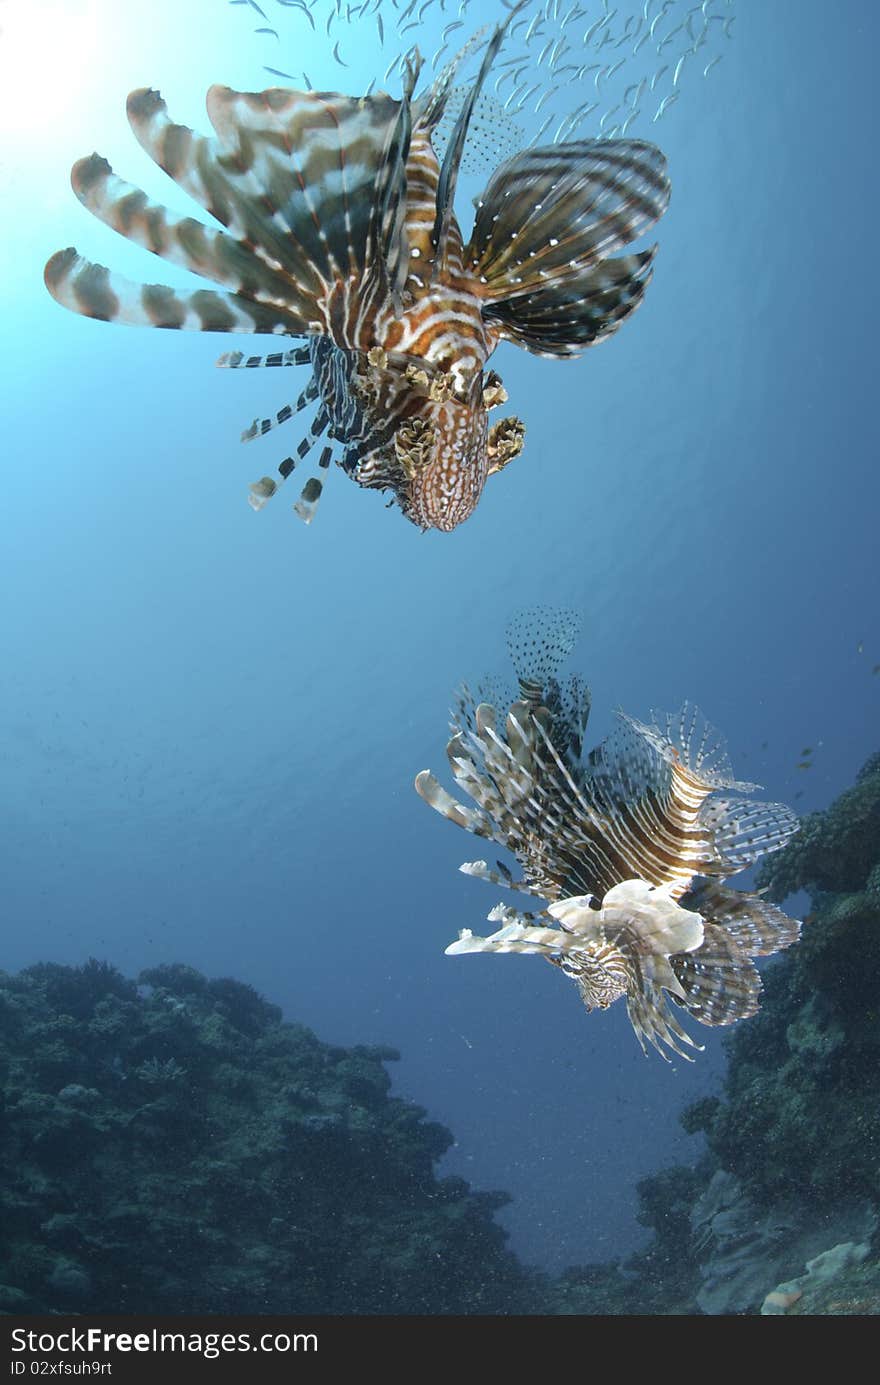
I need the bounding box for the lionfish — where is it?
[43,4,670,531]
[415,609,802,1059]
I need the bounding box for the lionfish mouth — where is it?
[397,457,487,533]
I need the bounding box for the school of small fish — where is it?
[415,608,802,1060]
[238,0,736,160]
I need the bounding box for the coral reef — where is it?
[4,749,878,1316]
[682,752,880,1311]
[560,749,880,1314]
[0,960,540,1315]
[756,750,880,900]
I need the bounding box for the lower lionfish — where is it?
[415,609,802,1059]
[43,3,670,531]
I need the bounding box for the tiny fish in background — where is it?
[44,2,670,532]
[415,608,801,1059]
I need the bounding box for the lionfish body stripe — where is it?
[45,4,670,531]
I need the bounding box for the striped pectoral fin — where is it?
[670,923,763,1027]
[697,796,802,873]
[124,87,339,329]
[68,153,314,324]
[204,84,413,308]
[467,140,670,294]
[466,139,669,353]
[458,859,546,898]
[414,770,496,838]
[482,251,657,357]
[681,880,802,957]
[44,248,304,333]
[625,977,703,1061]
[240,379,319,442]
[293,473,325,524]
[445,905,565,958]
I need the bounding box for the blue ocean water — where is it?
[1,0,877,1280]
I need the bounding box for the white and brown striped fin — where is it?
[670,923,763,1027]
[414,769,497,838]
[459,859,546,898]
[697,795,801,873]
[621,704,758,793]
[682,881,802,956]
[203,82,415,316]
[467,139,670,356]
[446,909,567,959]
[67,152,303,309]
[44,247,305,334]
[46,82,416,341]
[626,978,703,1062]
[480,252,657,358]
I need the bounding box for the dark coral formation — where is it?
[756,750,880,900]
[0,960,538,1315]
[558,748,880,1314]
[4,749,878,1317]
[688,751,880,1214]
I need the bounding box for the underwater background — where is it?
[1,0,878,1310]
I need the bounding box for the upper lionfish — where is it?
[43,4,670,531]
[415,609,802,1059]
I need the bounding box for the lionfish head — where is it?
[394,399,489,533]
[393,372,525,533]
